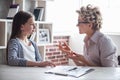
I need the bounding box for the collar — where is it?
[84,31,104,44]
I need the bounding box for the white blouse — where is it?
[17,38,36,61]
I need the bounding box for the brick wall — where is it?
[45,36,70,65]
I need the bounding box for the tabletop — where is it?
[0,64,120,80]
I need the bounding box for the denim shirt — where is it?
[7,38,42,66]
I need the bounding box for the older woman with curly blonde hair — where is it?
[59,4,118,67]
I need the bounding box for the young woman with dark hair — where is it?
[7,11,55,67]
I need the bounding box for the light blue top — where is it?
[7,38,42,66]
[84,31,118,67]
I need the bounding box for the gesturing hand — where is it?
[58,41,82,61]
[58,41,71,54]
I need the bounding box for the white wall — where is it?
[108,34,120,55]
[46,0,80,34]
[46,0,120,58]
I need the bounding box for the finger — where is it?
[59,45,64,50]
[59,41,65,46]
[71,51,77,56]
[62,49,71,54]
[58,43,63,49]
[49,62,56,67]
[59,41,62,45]
[63,43,71,50]
[59,42,69,50]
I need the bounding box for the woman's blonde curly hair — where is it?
[77,4,102,31]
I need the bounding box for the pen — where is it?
[68,67,77,71]
[54,73,68,76]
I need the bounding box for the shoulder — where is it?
[91,31,116,48]
[91,31,108,44]
[8,38,21,47]
[8,38,19,44]
[93,31,112,43]
[99,33,113,44]
[98,32,116,49]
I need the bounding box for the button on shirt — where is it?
[83,31,118,67]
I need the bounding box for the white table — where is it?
[0,64,120,80]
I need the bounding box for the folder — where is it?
[45,66,94,78]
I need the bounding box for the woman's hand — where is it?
[41,61,56,67]
[37,61,56,67]
[58,41,71,54]
[67,51,82,61]
[58,41,79,59]
[58,42,80,60]
[58,41,87,66]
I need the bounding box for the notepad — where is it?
[45,66,94,78]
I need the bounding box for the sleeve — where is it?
[99,36,118,67]
[8,39,27,66]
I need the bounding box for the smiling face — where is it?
[21,17,36,37]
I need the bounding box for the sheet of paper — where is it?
[45,66,94,78]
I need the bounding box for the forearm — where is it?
[8,57,27,66]
[26,61,55,67]
[26,61,47,67]
[71,52,96,66]
[73,60,86,66]
[26,61,39,67]
[79,56,96,66]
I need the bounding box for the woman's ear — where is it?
[20,24,24,31]
[88,23,92,28]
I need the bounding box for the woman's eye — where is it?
[30,24,34,26]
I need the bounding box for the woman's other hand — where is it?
[38,61,56,67]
